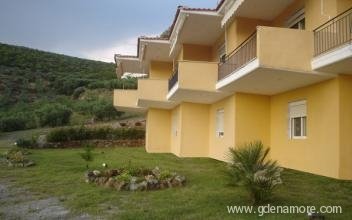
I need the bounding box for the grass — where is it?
[0,147,351,219]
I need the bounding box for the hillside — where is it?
[0,43,138,132]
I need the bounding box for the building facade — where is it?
[114,0,352,180]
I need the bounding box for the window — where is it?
[216,109,224,137]
[287,8,305,30]
[218,44,226,63]
[289,100,307,139]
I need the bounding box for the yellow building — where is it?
[114,0,352,180]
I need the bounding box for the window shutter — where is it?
[289,101,306,118]
[216,109,224,136]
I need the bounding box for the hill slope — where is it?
[0,43,137,131]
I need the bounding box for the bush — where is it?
[228,141,283,204]
[0,116,27,131]
[16,137,36,148]
[4,148,35,167]
[80,144,94,169]
[91,101,124,121]
[72,86,85,99]
[47,126,145,142]
[35,103,72,127]
[0,113,36,132]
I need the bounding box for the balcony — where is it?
[167,61,226,104]
[311,8,352,73]
[137,79,175,109]
[113,89,146,112]
[216,26,335,95]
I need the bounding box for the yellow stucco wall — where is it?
[226,17,269,53]
[337,0,352,13]
[179,102,210,157]
[178,61,218,92]
[145,108,171,153]
[271,0,305,27]
[338,74,352,179]
[257,26,313,72]
[149,61,173,80]
[208,95,236,161]
[170,106,181,156]
[305,0,338,31]
[113,89,144,112]
[181,44,213,61]
[211,32,225,62]
[138,79,168,102]
[270,78,340,179]
[234,93,271,147]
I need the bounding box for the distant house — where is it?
[114,0,352,180]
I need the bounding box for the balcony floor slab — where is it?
[216,66,336,95]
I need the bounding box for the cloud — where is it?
[81,33,158,63]
[80,37,137,62]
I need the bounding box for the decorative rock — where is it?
[93,170,101,176]
[36,135,47,148]
[138,181,148,191]
[84,168,186,191]
[152,167,160,178]
[105,178,116,188]
[24,161,36,167]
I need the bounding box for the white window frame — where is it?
[288,100,307,139]
[218,43,226,62]
[216,109,225,138]
[287,8,305,30]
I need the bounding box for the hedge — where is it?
[47,126,145,142]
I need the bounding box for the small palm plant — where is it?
[228,141,283,204]
[80,144,94,169]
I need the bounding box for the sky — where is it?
[0,0,218,63]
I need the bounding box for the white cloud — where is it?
[82,33,158,63]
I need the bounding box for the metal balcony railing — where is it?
[168,69,178,91]
[314,7,352,56]
[218,32,257,81]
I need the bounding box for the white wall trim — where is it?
[221,0,244,27]
[311,43,352,70]
[216,58,260,90]
[166,82,179,100]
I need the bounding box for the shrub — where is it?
[4,148,35,167]
[0,111,38,132]
[80,144,94,169]
[0,116,27,131]
[16,137,36,148]
[35,103,72,127]
[91,101,124,121]
[228,141,283,204]
[47,126,145,142]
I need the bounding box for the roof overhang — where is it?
[115,55,144,78]
[115,38,172,78]
[169,9,223,56]
[221,0,294,27]
[139,38,172,63]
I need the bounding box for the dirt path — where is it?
[0,182,92,220]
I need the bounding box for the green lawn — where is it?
[0,147,351,219]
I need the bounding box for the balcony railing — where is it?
[314,7,352,56]
[218,32,257,81]
[168,69,178,91]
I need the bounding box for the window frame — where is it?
[217,43,226,63]
[216,108,225,138]
[287,8,305,30]
[288,100,307,140]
